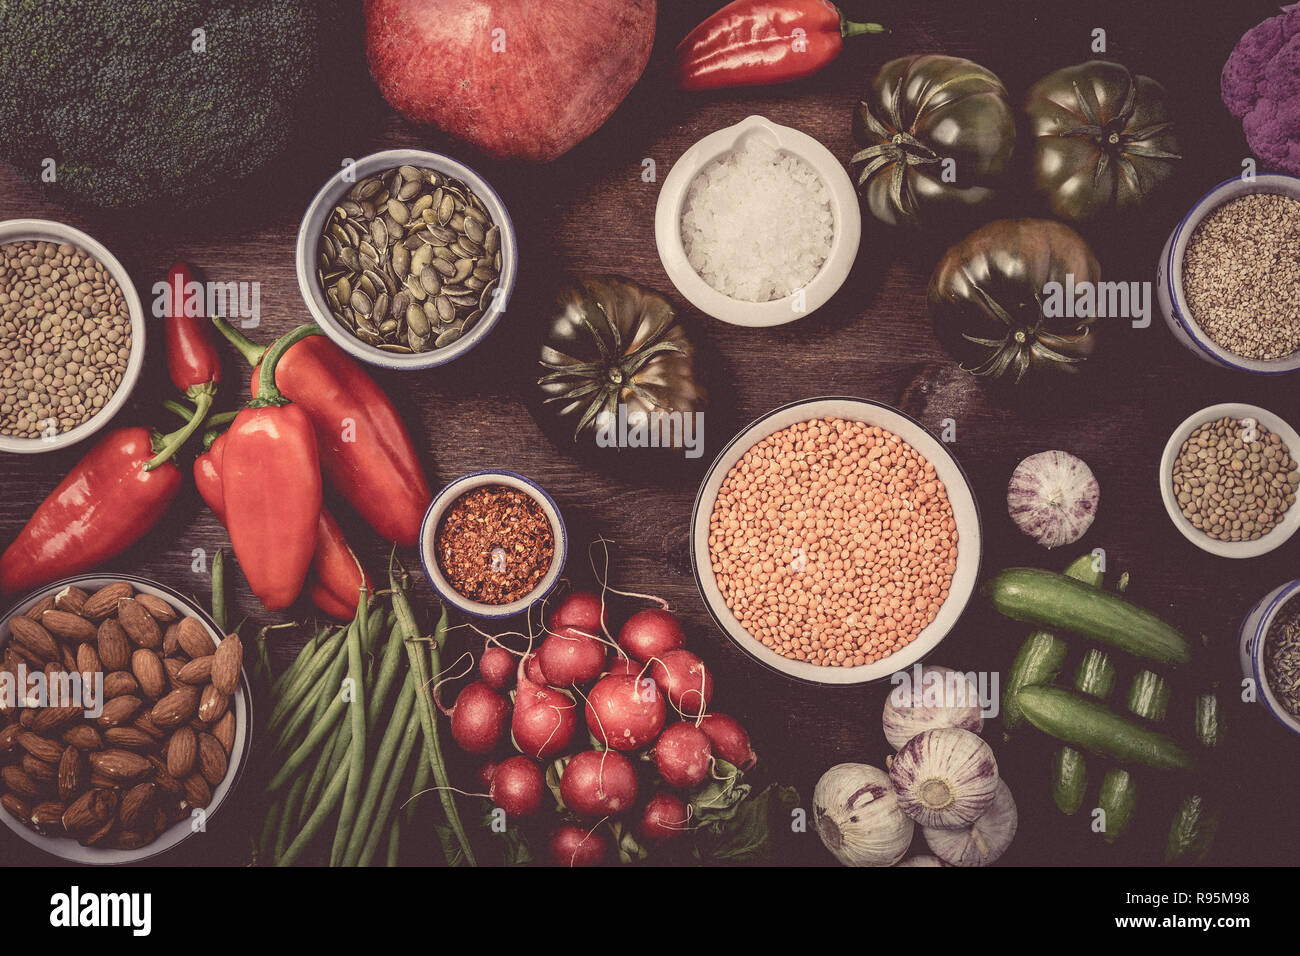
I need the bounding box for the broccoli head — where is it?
[0,0,333,210]
[1222,3,1300,175]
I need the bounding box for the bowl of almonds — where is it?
[0,574,251,863]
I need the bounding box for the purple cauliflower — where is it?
[1223,3,1300,174]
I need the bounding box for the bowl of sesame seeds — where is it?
[691,397,983,685]
[1156,174,1300,373]
[0,220,144,454]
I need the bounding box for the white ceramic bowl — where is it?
[0,220,146,455]
[420,470,568,620]
[1159,402,1300,558]
[296,148,518,370]
[1156,173,1300,373]
[691,397,983,685]
[0,574,253,865]
[1238,578,1300,738]
[654,115,862,327]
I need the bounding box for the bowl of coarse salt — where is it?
[655,115,861,327]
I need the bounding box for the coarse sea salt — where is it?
[680,137,834,303]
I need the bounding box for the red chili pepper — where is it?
[213,317,432,546]
[0,427,184,595]
[221,325,323,612]
[674,0,886,91]
[164,262,222,394]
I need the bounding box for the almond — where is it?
[60,644,78,672]
[63,788,117,834]
[16,731,62,764]
[211,634,242,696]
[88,749,151,782]
[176,656,214,685]
[150,685,200,728]
[212,711,235,757]
[175,617,217,659]
[41,609,96,642]
[117,599,162,649]
[57,746,84,802]
[80,816,116,847]
[53,586,89,615]
[61,724,103,751]
[30,704,82,735]
[0,722,19,753]
[82,581,133,620]
[24,595,56,621]
[103,671,139,699]
[96,619,132,671]
[110,829,152,851]
[96,695,142,728]
[196,732,227,786]
[1,765,41,800]
[198,683,229,724]
[133,713,166,740]
[31,800,67,833]
[119,781,155,829]
[103,727,155,749]
[162,656,183,683]
[183,773,211,810]
[7,617,59,662]
[146,756,184,798]
[1,792,31,821]
[166,727,196,778]
[21,753,56,783]
[162,622,182,657]
[131,649,167,700]
[134,593,178,624]
[76,642,102,677]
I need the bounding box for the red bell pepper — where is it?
[0,427,184,595]
[674,0,885,91]
[213,317,432,546]
[221,325,323,612]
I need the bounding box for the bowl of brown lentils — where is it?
[296,149,516,371]
[1160,403,1300,558]
[0,220,144,454]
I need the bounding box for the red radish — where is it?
[538,625,607,686]
[490,756,545,819]
[560,750,639,817]
[476,760,500,791]
[654,722,712,788]
[650,650,714,717]
[523,652,548,686]
[605,656,638,678]
[548,824,609,867]
[512,672,579,760]
[450,681,510,754]
[638,792,689,843]
[585,674,666,751]
[549,590,609,635]
[480,646,515,691]
[699,713,756,770]
[618,608,686,662]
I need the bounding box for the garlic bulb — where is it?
[889,727,998,829]
[1007,450,1099,549]
[923,779,1018,867]
[896,854,946,867]
[882,663,984,750]
[813,763,914,867]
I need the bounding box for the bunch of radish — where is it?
[445,591,759,866]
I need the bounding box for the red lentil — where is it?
[437,485,555,605]
[707,417,958,667]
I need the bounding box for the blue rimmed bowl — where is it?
[419,470,568,620]
[1156,173,1300,374]
[1238,579,1300,738]
[296,148,518,371]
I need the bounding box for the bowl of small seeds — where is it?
[1156,174,1300,373]
[296,149,517,370]
[1238,579,1300,738]
[419,470,567,620]
[0,220,144,454]
[1160,403,1300,558]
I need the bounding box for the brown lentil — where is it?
[1172,416,1298,541]
[436,485,555,605]
[0,240,131,439]
[1182,193,1300,360]
[1266,600,1300,719]
[707,417,958,668]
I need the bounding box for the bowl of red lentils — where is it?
[420,470,568,620]
[691,397,982,684]
[0,219,145,454]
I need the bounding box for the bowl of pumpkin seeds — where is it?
[296,149,516,369]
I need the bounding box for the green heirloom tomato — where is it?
[851,54,1016,227]
[929,219,1102,386]
[1026,60,1181,222]
[538,277,706,447]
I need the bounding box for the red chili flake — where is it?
[436,484,555,605]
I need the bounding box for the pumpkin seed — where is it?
[435,328,463,348]
[408,303,432,336]
[435,295,455,324]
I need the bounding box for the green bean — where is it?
[211,549,227,633]
[329,612,369,866]
[274,772,310,863]
[356,698,421,867]
[299,717,345,829]
[266,689,350,793]
[271,626,333,697]
[366,624,407,728]
[408,748,430,826]
[269,621,353,736]
[385,814,401,867]
[257,796,283,862]
[345,675,416,865]
[277,758,350,867]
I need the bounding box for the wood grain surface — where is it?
[1,0,1294,866]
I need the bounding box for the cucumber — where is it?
[1166,792,1220,863]
[1052,746,1088,815]
[985,569,1193,665]
[1128,670,1170,722]
[1075,648,1116,699]
[1003,554,1104,731]
[1016,686,1197,771]
[1098,768,1137,843]
[1193,689,1222,748]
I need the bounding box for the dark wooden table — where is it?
[2,0,1293,866]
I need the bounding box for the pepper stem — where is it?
[840,13,888,38]
[212,315,269,368]
[251,323,322,408]
[145,385,215,471]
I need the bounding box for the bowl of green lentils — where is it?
[0,219,144,454]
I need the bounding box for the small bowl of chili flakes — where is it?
[420,471,567,619]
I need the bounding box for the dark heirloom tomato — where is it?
[1026,60,1181,222]
[851,55,1015,227]
[537,278,706,445]
[929,219,1102,386]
